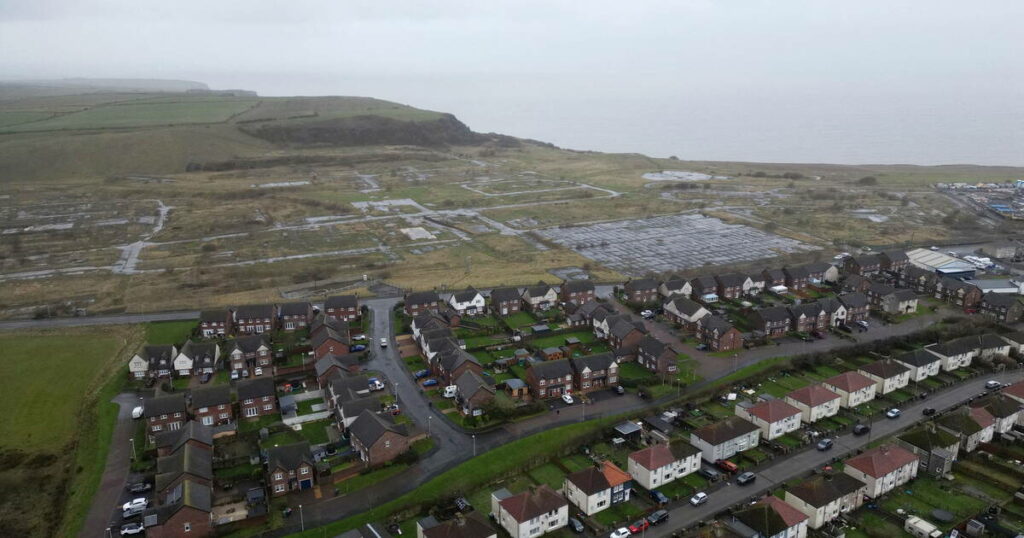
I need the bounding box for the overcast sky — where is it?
[2,1,1022,164]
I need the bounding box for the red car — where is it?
[715,459,739,473]
[628,519,650,534]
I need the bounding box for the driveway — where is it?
[645,369,1024,536]
[81,392,143,537]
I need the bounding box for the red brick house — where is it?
[698,316,743,352]
[838,292,870,323]
[788,303,828,333]
[324,294,360,321]
[880,250,910,273]
[312,325,351,359]
[762,269,787,288]
[936,277,983,311]
[844,255,882,276]
[278,302,312,331]
[233,304,276,334]
[189,386,233,427]
[560,279,596,305]
[454,369,496,416]
[570,352,619,394]
[489,287,523,316]
[623,278,660,304]
[155,421,213,458]
[349,410,410,466]
[783,266,810,291]
[198,310,231,337]
[155,443,213,500]
[225,334,271,375]
[607,318,646,349]
[635,336,678,375]
[898,266,938,294]
[751,306,792,337]
[690,275,719,299]
[142,480,213,538]
[145,394,187,442]
[715,273,748,299]
[527,359,575,399]
[314,353,362,388]
[435,347,483,386]
[980,292,1024,322]
[237,378,278,419]
[267,442,316,496]
[405,290,442,316]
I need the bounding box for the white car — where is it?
[610,528,631,538]
[886,408,901,419]
[986,380,1003,390]
[562,393,575,405]
[640,309,654,319]
[131,406,144,419]
[122,497,147,511]
[352,334,367,341]
[254,367,263,376]
[120,522,145,535]
[230,370,240,380]
[380,337,388,348]
[690,492,709,506]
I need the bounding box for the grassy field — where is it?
[0,325,142,537]
[145,320,197,345]
[2,98,258,132]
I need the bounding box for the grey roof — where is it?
[234,304,275,320]
[455,370,495,399]
[525,284,555,297]
[236,378,275,400]
[439,348,481,374]
[667,296,706,316]
[179,340,218,368]
[818,297,844,314]
[571,352,617,373]
[325,295,358,309]
[144,393,187,418]
[788,302,825,318]
[341,396,382,418]
[199,310,228,323]
[489,287,521,303]
[882,250,909,263]
[562,279,595,293]
[978,334,1009,351]
[267,441,314,471]
[763,268,786,282]
[624,278,658,292]
[692,416,760,444]
[610,318,644,339]
[783,266,810,279]
[452,287,482,302]
[140,344,176,366]
[868,282,896,296]
[983,292,1021,308]
[191,385,231,408]
[505,378,526,390]
[406,290,441,305]
[700,315,735,334]
[662,275,689,289]
[852,254,881,267]
[838,292,869,308]
[637,335,669,357]
[227,334,269,354]
[329,373,371,403]
[421,513,495,538]
[803,261,834,274]
[314,353,361,377]
[349,409,408,447]
[787,474,866,508]
[860,359,910,379]
[155,421,213,453]
[756,306,791,323]
[1002,331,1024,345]
[530,358,574,379]
[894,289,918,301]
[279,302,311,317]
[311,313,350,335]
[895,348,941,367]
[311,326,351,349]
[691,275,718,291]
[716,273,748,287]
[157,443,213,484]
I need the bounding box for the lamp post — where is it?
[428,415,432,436]
[472,434,476,457]
[300,504,304,531]
[129,437,136,461]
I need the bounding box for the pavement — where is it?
[643,368,1024,537]
[81,392,144,538]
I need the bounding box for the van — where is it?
[443,385,458,398]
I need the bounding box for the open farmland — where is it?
[1,96,258,132]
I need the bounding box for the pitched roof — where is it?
[844,445,918,478]
[340,396,383,418]
[629,443,676,471]
[969,407,996,429]
[406,290,441,305]
[498,485,567,523]
[236,378,275,400]
[859,359,910,380]
[1002,379,1024,401]
[227,334,269,354]
[637,336,670,357]
[565,466,611,495]
[733,497,806,536]
[868,282,896,296]
[267,442,314,471]
[1000,331,1024,346]
[438,347,481,374]
[938,408,987,435]
[894,348,941,367]
[234,304,275,319]
[453,287,482,302]
[190,385,230,408]
[787,384,840,407]
[980,333,1011,350]
[787,473,866,508]
[525,284,555,297]
[489,287,521,303]
[324,295,358,309]
[745,399,802,423]
[157,443,213,482]
[691,275,719,291]
[755,306,791,323]
[349,409,408,447]
[803,261,834,274]
[882,250,909,263]
[927,336,981,357]
[624,278,658,292]
[140,344,176,365]
[311,325,350,349]
[973,394,1021,419]
[666,296,706,317]
[760,496,809,528]
[716,273,748,287]
[699,315,735,335]
[155,422,213,453]
[662,275,690,289]
[838,292,869,308]
[898,427,958,451]
[692,416,760,445]
[529,358,574,379]
[894,289,918,301]
[421,513,495,538]
[600,461,631,488]
[314,353,361,377]
[571,352,617,373]
[610,317,644,339]
[144,393,187,418]
[783,266,810,279]
[824,371,876,393]
[455,370,495,399]
[199,310,228,323]
[562,279,595,293]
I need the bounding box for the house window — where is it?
[301,467,309,475]
[219,413,229,419]
[245,407,258,417]
[274,473,283,480]
[385,440,391,449]
[184,522,191,532]
[169,422,181,431]
[274,484,285,493]
[263,404,273,411]
[199,407,208,413]
[244,398,254,405]
[201,416,213,426]
[152,425,163,432]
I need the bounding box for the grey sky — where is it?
[2,1,1022,164]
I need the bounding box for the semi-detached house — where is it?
[690,416,761,462]
[626,440,701,490]
[492,485,568,538]
[893,348,942,382]
[784,473,867,529]
[237,378,278,419]
[735,399,802,440]
[937,407,995,452]
[562,461,631,516]
[662,296,709,330]
[843,445,919,498]
[324,294,360,321]
[785,385,841,424]
[729,497,809,538]
[858,360,911,395]
[822,372,877,409]
[449,287,486,316]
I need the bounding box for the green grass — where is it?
[592,498,647,528]
[708,356,791,390]
[530,331,597,349]
[337,464,410,495]
[618,362,656,382]
[145,320,196,346]
[462,334,509,349]
[528,463,567,490]
[504,312,537,329]
[296,398,325,415]
[214,463,261,480]
[239,414,282,434]
[560,454,593,472]
[412,438,436,456]
[5,98,258,132]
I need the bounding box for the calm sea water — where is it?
[254,73,1024,166]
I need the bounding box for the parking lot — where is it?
[537,214,819,276]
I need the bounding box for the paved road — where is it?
[645,369,1024,537]
[81,392,143,538]
[0,311,199,331]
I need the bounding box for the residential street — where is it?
[82,392,142,538]
[644,369,1024,537]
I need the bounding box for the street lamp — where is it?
[472,434,476,457]
[299,504,304,531]
[129,437,136,461]
[428,415,433,436]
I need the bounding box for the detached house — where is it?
[311,324,350,359]
[844,254,881,276]
[785,385,841,424]
[560,280,596,305]
[729,497,809,538]
[785,473,867,530]
[823,372,877,409]
[635,336,678,375]
[522,284,558,311]
[449,288,486,316]
[715,273,750,299]
[436,347,484,387]
[129,344,177,379]
[752,306,791,337]
[762,269,787,288]
[981,292,1024,322]
[349,409,410,466]
[893,349,942,382]
[747,273,767,295]
[324,294,359,321]
[225,334,272,374]
[663,296,710,330]
[735,399,802,440]
[562,461,632,516]
[938,407,995,452]
[266,442,316,496]
[697,316,743,352]
[234,304,276,334]
[843,445,919,498]
[278,302,312,331]
[690,416,761,462]
[623,278,660,304]
[237,378,278,419]
[405,291,442,316]
[198,310,231,337]
[787,303,828,333]
[898,266,939,294]
[858,360,911,395]
[627,440,701,490]
[190,386,233,427]
[803,261,839,284]
[783,266,810,291]
[455,370,496,416]
[145,394,187,441]
[607,317,646,350]
[527,359,574,399]
[490,287,523,316]
[659,275,692,299]
[570,353,619,394]
[492,485,568,538]
[174,340,219,377]
[818,297,848,327]
[690,276,720,302]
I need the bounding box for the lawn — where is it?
[6,98,258,132]
[337,464,409,495]
[707,356,792,390]
[412,438,436,456]
[504,312,537,329]
[530,331,597,349]
[145,320,196,345]
[560,454,593,472]
[462,334,509,349]
[239,414,283,434]
[296,398,325,415]
[214,462,261,480]
[618,362,656,382]
[528,463,567,490]
[592,498,647,528]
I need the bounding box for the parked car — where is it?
[122,498,148,511]
[254,367,263,376]
[241,369,249,378]
[200,372,212,383]
[986,380,1003,390]
[122,505,145,520]
[736,472,756,485]
[647,510,669,526]
[715,459,739,474]
[640,310,655,319]
[384,404,401,416]
[568,518,584,533]
[610,528,631,538]
[886,408,901,419]
[922,407,936,416]
[351,344,367,352]
[562,393,575,405]
[853,423,871,435]
[230,370,240,381]
[120,522,145,536]
[368,378,385,390]
[352,334,367,341]
[380,337,389,348]
[856,320,870,329]
[816,438,834,451]
[414,369,430,379]
[131,406,144,419]
[126,482,152,494]
[628,519,650,534]
[615,385,625,395]
[422,379,439,387]
[698,466,722,481]
[695,344,709,351]
[649,490,669,505]
[689,492,709,506]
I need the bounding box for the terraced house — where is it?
[980,292,1024,322]
[782,265,810,291]
[923,337,978,371]
[526,359,574,399]
[234,304,276,334]
[934,277,983,311]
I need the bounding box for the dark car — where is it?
[422,378,438,387]
[568,517,584,533]
[647,510,669,526]
[351,344,367,352]
[649,490,669,505]
[736,472,756,485]
[200,372,212,384]
[853,424,871,436]
[816,438,834,451]
[628,519,650,534]
[923,407,936,416]
[414,369,430,379]
[698,466,722,481]
[126,482,152,494]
